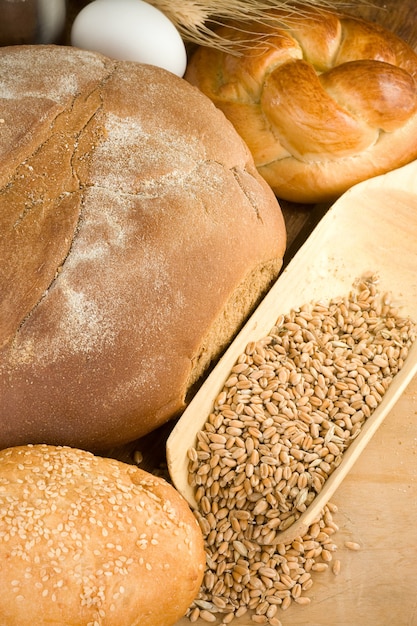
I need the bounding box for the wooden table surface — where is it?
[172,2,417,625]
[64,2,417,624]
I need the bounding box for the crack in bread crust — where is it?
[0,46,286,450]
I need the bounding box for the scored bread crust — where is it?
[0,45,286,450]
[185,9,417,202]
[0,444,206,626]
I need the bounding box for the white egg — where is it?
[71,0,187,77]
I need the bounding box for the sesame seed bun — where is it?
[0,444,205,626]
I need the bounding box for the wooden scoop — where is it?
[166,160,417,545]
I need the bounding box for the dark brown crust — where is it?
[0,46,286,450]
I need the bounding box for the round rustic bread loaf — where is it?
[185,9,417,202]
[0,444,206,626]
[0,45,286,450]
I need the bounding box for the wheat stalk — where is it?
[146,0,358,52]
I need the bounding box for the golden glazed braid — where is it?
[185,9,417,202]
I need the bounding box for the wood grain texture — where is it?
[167,161,417,537]
[170,2,417,624]
[62,1,417,624]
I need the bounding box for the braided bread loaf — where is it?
[185,9,417,202]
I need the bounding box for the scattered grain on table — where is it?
[185,273,416,624]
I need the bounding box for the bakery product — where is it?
[0,444,206,626]
[185,8,417,202]
[0,45,286,450]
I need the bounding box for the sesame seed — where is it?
[0,443,200,623]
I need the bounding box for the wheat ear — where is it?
[145,0,357,51]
